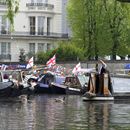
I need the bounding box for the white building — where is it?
[0,0,69,62]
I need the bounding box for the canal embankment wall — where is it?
[2,60,130,74]
[59,60,130,74]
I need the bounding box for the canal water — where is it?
[0,94,130,130]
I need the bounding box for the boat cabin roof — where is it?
[65,74,89,87]
[0,70,23,82]
[38,72,65,85]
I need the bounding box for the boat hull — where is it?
[51,82,82,95]
[35,82,83,95]
[82,96,114,101]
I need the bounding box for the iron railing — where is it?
[0,31,68,38]
[26,3,54,10]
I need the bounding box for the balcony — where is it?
[26,3,54,11]
[0,30,10,35]
[0,31,69,40]
[0,1,6,9]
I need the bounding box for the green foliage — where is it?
[36,50,56,64]
[6,0,19,31]
[67,0,130,60]
[19,48,26,63]
[56,42,85,61]
[36,42,85,64]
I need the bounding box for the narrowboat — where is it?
[0,70,33,99]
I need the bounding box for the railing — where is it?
[0,31,69,38]
[26,3,54,10]
[0,54,11,60]
[0,30,10,35]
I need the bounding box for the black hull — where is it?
[0,87,22,97]
[35,85,66,94]
[0,84,33,98]
[35,86,52,94]
[35,82,85,95]
[50,83,83,95]
[51,86,66,94]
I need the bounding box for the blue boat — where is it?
[32,71,89,95]
[35,72,66,94]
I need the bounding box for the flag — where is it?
[72,62,81,74]
[46,55,56,68]
[26,57,34,69]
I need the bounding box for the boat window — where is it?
[77,75,89,87]
[2,71,22,82]
[3,74,9,79]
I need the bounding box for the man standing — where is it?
[99,59,107,74]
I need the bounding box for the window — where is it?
[30,0,48,3]
[43,0,48,3]
[0,16,10,34]
[47,43,51,51]
[37,0,42,3]
[38,43,45,51]
[37,0,48,3]
[38,16,45,35]
[29,17,35,35]
[29,43,35,53]
[0,0,6,4]
[0,42,11,59]
[47,17,51,35]
[1,42,10,55]
[31,0,35,3]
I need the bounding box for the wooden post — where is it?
[89,73,96,93]
[103,73,110,96]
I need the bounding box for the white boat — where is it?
[0,70,33,98]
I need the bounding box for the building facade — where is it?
[0,0,69,62]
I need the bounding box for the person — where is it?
[99,59,107,74]
[21,71,25,80]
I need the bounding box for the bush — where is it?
[36,42,85,64]
[56,43,85,61]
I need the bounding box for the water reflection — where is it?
[0,95,130,130]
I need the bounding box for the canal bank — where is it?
[58,60,130,74]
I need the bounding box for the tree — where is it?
[19,48,26,63]
[67,0,111,60]
[67,0,130,60]
[6,0,19,30]
[103,0,130,60]
[56,41,85,61]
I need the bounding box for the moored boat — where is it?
[50,74,89,95]
[34,71,66,94]
[0,70,33,99]
[30,70,89,95]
